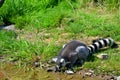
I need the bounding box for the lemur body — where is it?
[52,38,116,71]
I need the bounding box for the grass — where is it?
[0,0,120,76]
[84,49,120,75]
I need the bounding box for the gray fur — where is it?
[53,38,116,70]
[54,40,89,69]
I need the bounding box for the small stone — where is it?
[35,56,40,62]
[117,76,120,80]
[47,60,53,64]
[34,62,40,67]
[97,53,108,60]
[88,69,94,74]
[57,78,60,80]
[65,70,74,74]
[85,72,92,76]
[47,66,56,72]
[82,75,85,78]
[0,56,4,59]
[33,56,41,67]
[42,62,51,68]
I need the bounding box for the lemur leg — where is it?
[66,52,78,69]
[75,59,85,66]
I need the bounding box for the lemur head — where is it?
[52,57,70,71]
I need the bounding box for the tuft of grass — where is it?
[83,48,120,75]
[0,0,73,29]
[65,10,120,40]
[0,0,119,29]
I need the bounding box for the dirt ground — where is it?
[0,62,115,80]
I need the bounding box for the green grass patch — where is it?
[0,0,120,76]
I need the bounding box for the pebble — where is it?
[117,76,120,80]
[88,69,94,74]
[97,53,108,60]
[34,62,40,67]
[84,70,95,77]
[47,66,56,72]
[65,70,74,74]
[85,72,92,76]
[109,76,120,80]
[0,56,5,62]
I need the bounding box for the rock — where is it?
[34,62,40,67]
[88,69,94,74]
[97,53,108,60]
[35,56,41,62]
[65,70,74,74]
[47,66,57,72]
[84,70,94,77]
[0,56,5,62]
[109,76,120,80]
[42,62,51,68]
[33,56,41,67]
[117,76,120,80]
[0,24,15,31]
[47,68,53,72]
[57,78,60,80]
[85,72,92,76]
[47,60,53,64]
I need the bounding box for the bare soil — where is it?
[0,61,115,80]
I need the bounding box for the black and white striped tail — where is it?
[87,38,115,54]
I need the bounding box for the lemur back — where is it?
[52,38,116,71]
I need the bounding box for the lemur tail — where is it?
[87,38,117,54]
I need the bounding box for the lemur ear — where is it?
[52,57,58,63]
[62,44,66,48]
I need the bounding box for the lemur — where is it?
[52,38,117,71]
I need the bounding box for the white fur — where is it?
[99,40,105,47]
[52,57,58,62]
[62,44,66,48]
[88,45,95,52]
[105,39,110,45]
[52,58,66,67]
[60,58,64,63]
[94,42,100,49]
[60,58,66,66]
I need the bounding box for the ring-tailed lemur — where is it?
[52,38,117,71]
